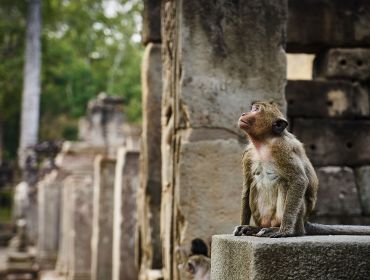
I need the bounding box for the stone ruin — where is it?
[2,0,370,279]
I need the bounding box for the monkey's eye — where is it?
[251,104,260,112]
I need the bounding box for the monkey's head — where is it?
[238,101,288,140]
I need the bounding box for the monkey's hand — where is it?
[233,225,260,236]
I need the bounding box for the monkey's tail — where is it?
[305,222,370,235]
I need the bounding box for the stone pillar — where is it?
[160,0,287,279]
[91,156,116,280]
[137,42,163,279]
[78,94,126,157]
[211,235,370,280]
[54,142,105,277]
[37,170,64,269]
[55,173,73,276]
[67,174,94,280]
[113,147,140,280]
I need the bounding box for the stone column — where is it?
[37,170,64,269]
[55,173,73,276]
[160,0,287,279]
[113,147,140,280]
[67,174,94,280]
[54,142,105,277]
[211,235,370,280]
[138,42,163,279]
[91,156,116,280]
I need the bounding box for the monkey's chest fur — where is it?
[249,161,285,228]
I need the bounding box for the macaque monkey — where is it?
[178,239,211,280]
[234,101,370,237]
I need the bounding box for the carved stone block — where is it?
[314,48,370,81]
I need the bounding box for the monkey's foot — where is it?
[255,227,280,237]
[233,225,260,236]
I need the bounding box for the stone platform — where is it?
[211,234,370,280]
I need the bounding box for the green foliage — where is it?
[0,0,143,159]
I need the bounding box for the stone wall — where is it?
[160,0,287,279]
[286,0,370,225]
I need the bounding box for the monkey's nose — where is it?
[241,112,246,116]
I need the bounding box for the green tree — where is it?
[0,0,144,159]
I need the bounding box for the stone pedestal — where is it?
[91,156,116,280]
[37,170,63,269]
[211,235,370,280]
[113,147,140,280]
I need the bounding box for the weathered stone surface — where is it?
[160,1,287,279]
[173,138,243,279]
[55,142,102,276]
[314,48,370,81]
[162,0,287,135]
[78,94,128,156]
[138,43,163,277]
[292,119,370,166]
[142,0,161,45]
[355,166,370,215]
[211,235,370,280]
[37,170,63,269]
[91,156,116,280]
[67,174,94,280]
[287,0,370,53]
[286,80,370,118]
[55,175,73,276]
[113,148,139,280]
[55,141,106,174]
[315,167,361,216]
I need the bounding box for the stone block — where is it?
[91,156,116,280]
[355,166,370,215]
[172,138,243,279]
[292,119,370,166]
[211,235,370,280]
[286,80,370,118]
[37,170,63,269]
[138,43,163,276]
[314,48,370,81]
[162,0,287,135]
[142,0,161,44]
[112,148,139,280]
[315,167,361,216]
[287,0,370,53]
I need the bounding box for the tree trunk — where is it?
[19,0,41,168]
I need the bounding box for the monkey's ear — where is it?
[272,118,288,135]
[191,238,208,256]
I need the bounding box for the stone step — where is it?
[212,234,370,280]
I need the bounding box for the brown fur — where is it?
[234,101,370,237]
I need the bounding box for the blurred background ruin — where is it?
[0,0,369,279]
